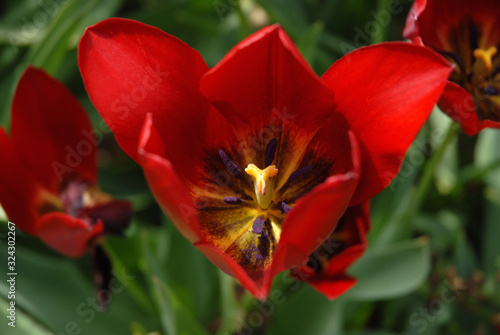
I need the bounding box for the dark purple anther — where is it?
[485,85,499,96]
[223,197,243,205]
[280,202,292,214]
[287,165,313,183]
[219,149,241,176]
[252,217,265,234]
[265,138,278,167]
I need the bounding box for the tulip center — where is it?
[58,179,131,233]
[193,135,334,281]
[244,163,278,209]
[441,20,500,121]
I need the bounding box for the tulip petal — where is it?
[81,200,132,235]
[291,202,369,299]
[199,25,335,138]
[0,128,47,234]
[137,113,202,243]
[322,42,452,205]
[438,82,500,135]
[409,0,500,50]
[11,67,96,193]
[307,275,357,300]
[402,0,426,41]
[79,17,213,167]
[36,212,104,258]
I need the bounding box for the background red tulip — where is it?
[404,0,500,135]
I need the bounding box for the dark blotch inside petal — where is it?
[265,138,278,167]
[287,165,313,184]
[252,216,265,234]
[469,21,479,51]
[280,202,292,214]
[223,196,243,204]
[219,149,241,176]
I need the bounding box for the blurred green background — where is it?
[0,0,499,334]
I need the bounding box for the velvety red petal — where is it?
[402,0,426,41]
[324,244,367,279]
[438,82,479,135]
[199,25,335,139]
[290,202,369,298]
[78,18,213,167]
[322,203,370,277]
[322,42,452,205]
[438,82,500,135]
[308,275,357,300]
[137,114,202,243]
[412,0,500,50]
[35,212,104,258]
[11,66,96,193]
[0,128,45,234]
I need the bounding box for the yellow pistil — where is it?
[473,46,498,70]
[245,164,278,209]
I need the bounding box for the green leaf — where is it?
[264,283,346,335]
[152,277,176,335]
[25,0,99,74]
[141,227,211,335]
[475,128,500,191]
[254,0,309,36]
[0,244,159,334]
[0,296,51,334]
[482,201,500,276]
[345,238,431,300]
[150,273,211,335]
[453,230,477,279]
[216,271,242,335]
[296,21,324,64]
[162,219,219,324]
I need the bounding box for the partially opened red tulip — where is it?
[404,0,500,135]
[0,66,131,305]
[291,202,370,300]
[79,19,452,299]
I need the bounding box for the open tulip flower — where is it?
[291,202,370,300]
[79,19,452,299]
[404,0,500,135]
[0,67,131,304]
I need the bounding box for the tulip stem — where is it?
[372,122,460,246]
[101,241,157,315]
[410,122,460,216]
[236,0,250,38]
[216,271,243,335]
[371,0,391,44]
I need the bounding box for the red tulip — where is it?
[291,202,369,300]
[0,66,131,258]
[404,0,500,135]
[79,19,451,299]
